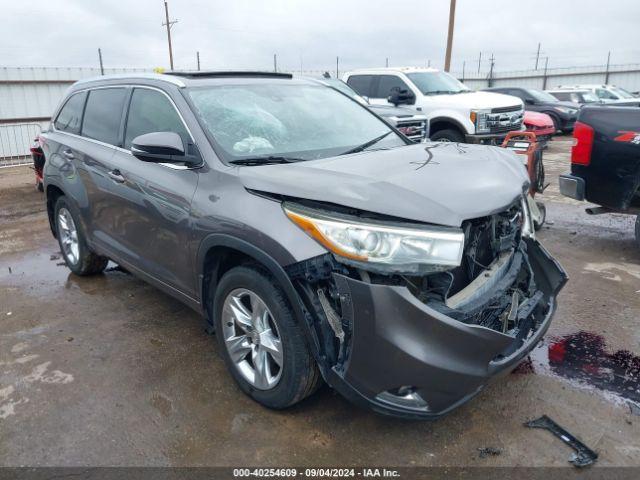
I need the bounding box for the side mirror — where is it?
[524,98,535,105]
[131,132,190,163]
[388,89,415,106]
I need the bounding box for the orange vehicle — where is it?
[501,131,547,230]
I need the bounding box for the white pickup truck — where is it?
[342,67,524,143]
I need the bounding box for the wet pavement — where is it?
[1,138,640,467]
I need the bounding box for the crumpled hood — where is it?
[239,143,529,227]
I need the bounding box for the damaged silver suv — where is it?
[42,71,566,418]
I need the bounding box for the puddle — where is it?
[519,331,640,406]
[0,250,130,297]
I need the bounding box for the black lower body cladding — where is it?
[291,238,567,418]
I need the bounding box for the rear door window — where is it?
[346,75,375,97]
[374,75,411,99]
[54,91,87,134]
[81,88,128,146]
[124,88,189,149]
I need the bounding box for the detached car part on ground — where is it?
[42,72,566,418]
[560,105,640,246]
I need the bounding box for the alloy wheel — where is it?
[221,288,283,390]
[57,207,79,265]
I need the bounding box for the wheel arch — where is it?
[429,116,467,137]
[197,235,318,352]
[45,183,66,238]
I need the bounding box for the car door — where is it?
[107,86,199,297]
[368,75,413,107]
[77,87,131,251]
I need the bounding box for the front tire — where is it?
[54,196,108,276]
[213,265,321,409]
[430,128,465,143]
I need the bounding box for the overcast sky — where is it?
[1,0,638,75]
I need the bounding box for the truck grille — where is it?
[395,119,427,142]
[486,106,524,134]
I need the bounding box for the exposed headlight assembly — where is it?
[284,203,465,274]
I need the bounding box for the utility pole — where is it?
[385,57,389,67]
[488,53,495,87]
[273,54,277,72]
[461,60,465,83]
[542,56,549,89]
[427,59,431,68]
[478,52,482,73]
[534,42,541,70]
[196,51,200,71]
[162,1,178,70]
[605,51,611,83]
[98,48,104,75]
[443,0,457,72]
[336,56,339,78]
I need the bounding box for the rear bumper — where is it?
[325,238,567,419]
[559,173,586,201]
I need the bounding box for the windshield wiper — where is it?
[340,131,392,155]
[229,155,305,166]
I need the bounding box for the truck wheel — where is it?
[431,129,464,143]
[635,216,640,248]
[54,196,109,276]
[213,265,322,409]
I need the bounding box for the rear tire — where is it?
[54,196,108,276]
[213,265,321,409]
[430,129,465,143]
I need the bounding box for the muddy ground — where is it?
[1,138,639,468]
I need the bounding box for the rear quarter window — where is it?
[81,88,129,146]
[54,91,87,134]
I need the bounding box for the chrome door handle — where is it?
[107,169,125,183]
[62,149,75,160]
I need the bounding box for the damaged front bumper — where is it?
[292,238,567,419]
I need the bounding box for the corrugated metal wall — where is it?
[0,67,151,163]
[0,66,152,123]
[457,64,640,91]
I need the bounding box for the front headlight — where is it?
[554,106,577,115]
[284,203,465,274]
[470,109,491,133]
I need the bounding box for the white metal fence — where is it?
[0,123,41,168]
[453,63,640,91]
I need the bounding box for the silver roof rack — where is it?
[74,73,186,88]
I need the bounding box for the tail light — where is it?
[571,121,594,166]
